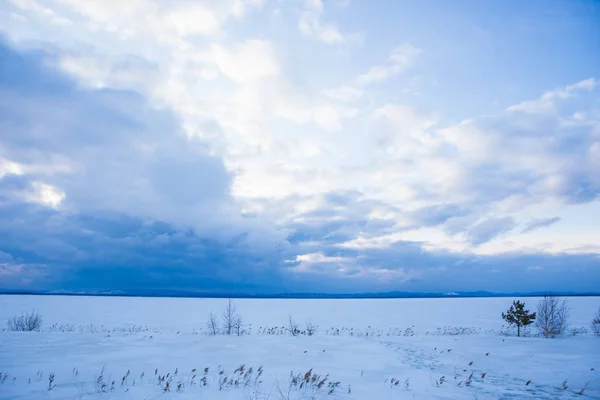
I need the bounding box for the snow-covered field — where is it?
[1,295,599,399]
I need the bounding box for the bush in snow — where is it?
[305,320,317,336]
[535,295,569,338]
[7,310,42,331]
[288,315,300,336]
[206,312,220,335]
[592,308,600,337]
[569,326,588,336]
[222,299,243,336]
[501,300,536,337]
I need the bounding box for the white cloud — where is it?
[476,235,600,255]
[26,181,65,208]
[164,4,221,36]
[313,103,357,131]
[506,78,597,114]
[0,158,24,178]
[57,54,159,90]
[1,0,599,264]
[323,85,363,101]
[298,0,344,44]
[287,251,417,283]
[208,40,280,83]
[286,252,349,273]
[289,252,346,264]
[324,78,600,256]
[0,155,75,178]
[9,0,71,25]
[356,43,422,85]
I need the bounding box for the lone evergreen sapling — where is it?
[502,300,536,337]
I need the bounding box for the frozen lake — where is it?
[1,295,599,399]
[2,295,599,332]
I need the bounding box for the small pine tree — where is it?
[502,300,536,337]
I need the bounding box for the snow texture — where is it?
[1,295,599,399]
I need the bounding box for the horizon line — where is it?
[2,289,599,300]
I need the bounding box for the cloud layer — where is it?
[1,0,599,293]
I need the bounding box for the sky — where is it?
[0,0,599,294]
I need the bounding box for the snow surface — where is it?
[1,295,599,399]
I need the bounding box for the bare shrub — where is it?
[206,312,219,335]
[305,320,316,336]
[7,310,42,331]
[535,295,569,338]
[234,315,243,336]
[288,315,299,336]
[592,308,600,337]
[569,327,588,336]
[222,299,242,336]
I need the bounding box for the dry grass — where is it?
[591,308,600,337]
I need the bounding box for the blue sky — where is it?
[0,0,599,294]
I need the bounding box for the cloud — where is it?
[522,217,562,234]
[13,0,265,38]
[323,85,363,102]
[506,78,597,114]
[56,54,160,91]
[0,45,285,292]
[298,0,344,44]
[209,40,280,83]
[164,3,221,36]
[439,78,600,206]
[464,217,517,245]
[0,40,285,247]
[0,204,290,291]
[411,204,470,228]
[1,1,600,294]
[356,43,422,85]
